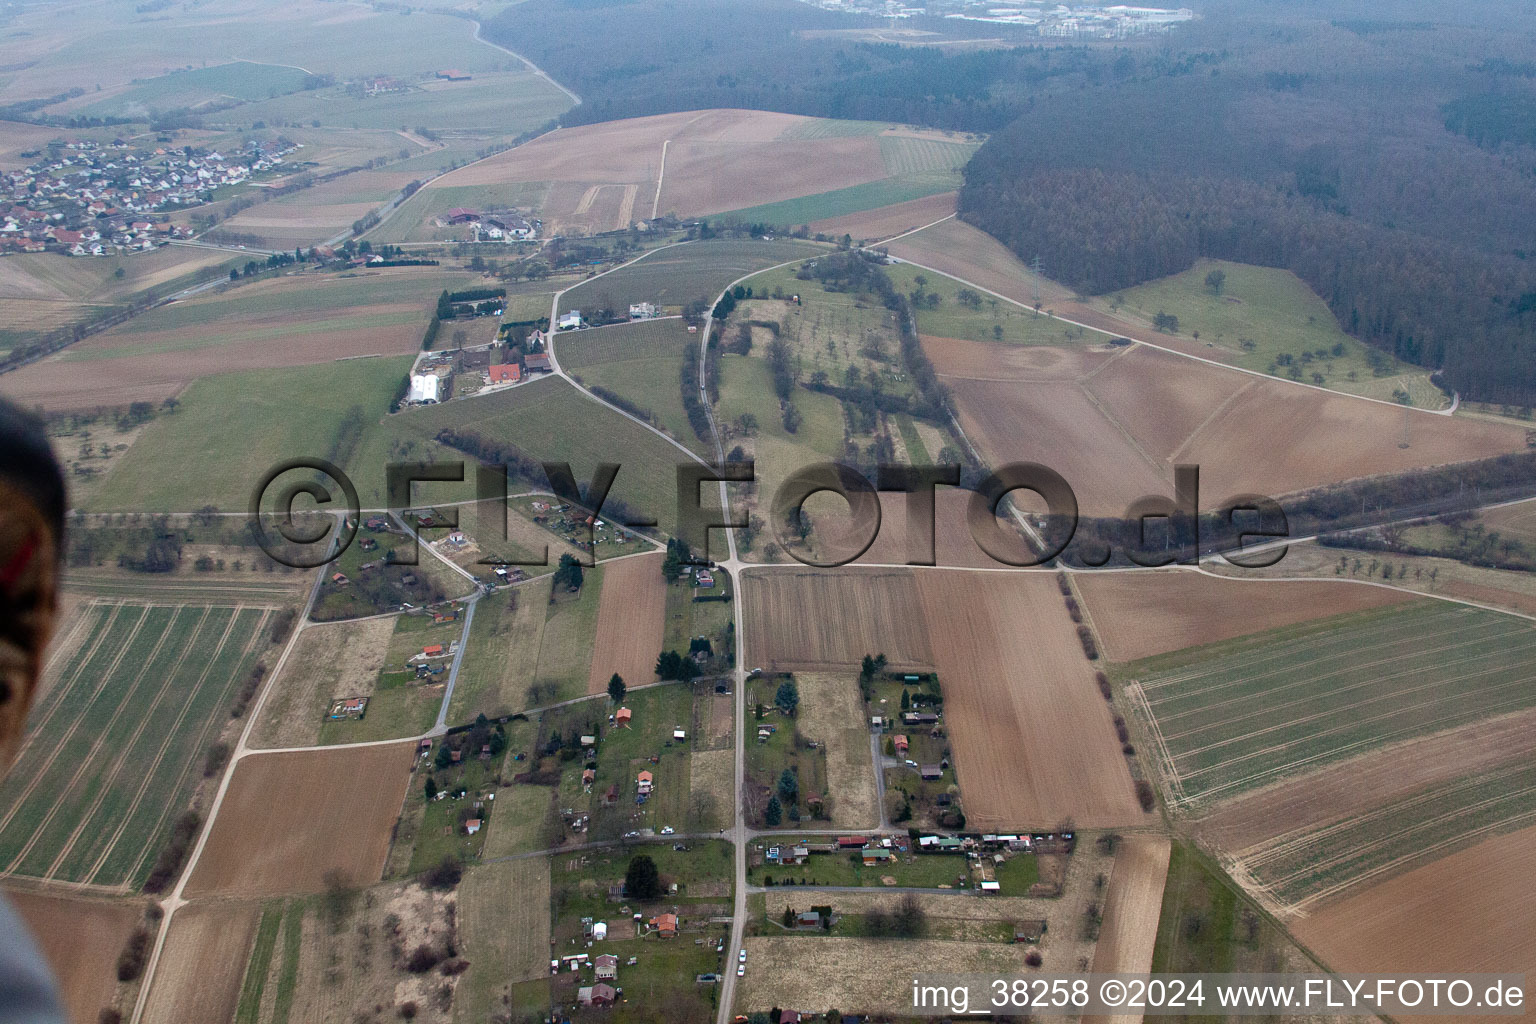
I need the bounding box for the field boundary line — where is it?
[1249,760,1536,870]
[1074,380,1166,477]
[1292,804,1536,913]
[1129,680,1185,809]
[47,605,223,884]
[1191,562,1536,625]
[1262,772,1536,887]
[1165,375,1261,464]
[35,598,101,686]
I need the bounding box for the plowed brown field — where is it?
[1197,707,1536,854]
[809,191,957,240]
[1294,824,1536,1024]
[1087,836,1172,1024]
[925,335,1118,381]
[183,742,414,898]
[411,109,895,233]
[916,571,1141,828]
[1076,570,1419,663]
[741,568,933,671]
[586,551,665,694]
[939,331,1527,516]
[8,890,138,1024]
[948,376,1170,517]
[886,217,1075,307]
[140,902,260,1024]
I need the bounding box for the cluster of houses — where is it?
[0,137,298,256]
[406,330,554,405]
[443,207,538,242]
[557,300,664,332]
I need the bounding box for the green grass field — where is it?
[1110,260,1447,407]
[88,354,412,512]
[75,61,311,118]
[0,599,272,887]
[877,135,978,176]
[556,238,826,317]
[448,577,552,721]
[1131,602,1536,806]
[400,374,706,533]
[717,134,976,228]
[531,567,605,702]
[96,270,460,337]
[718,176,958,231]
[884,262,1109,345]
[234,71,571,132]
[1150,843,1305,977]
[557,317,711,457]
[736,269,916,398]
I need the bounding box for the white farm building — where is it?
[409,373,443,404]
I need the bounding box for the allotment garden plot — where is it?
[1134,601,1536,809]
[0,599,274,887]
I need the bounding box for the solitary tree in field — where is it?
[764,795,783,827]
[607,673,626,704]
[778,768,799,805]
[624,854,661,900]
[1205,268,1226,295]
[774,678,800,717]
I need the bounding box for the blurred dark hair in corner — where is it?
[0,396,65,767]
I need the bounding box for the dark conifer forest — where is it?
[492,0,1536,402]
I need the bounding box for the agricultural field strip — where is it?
[0,602,272,883]
[1248,766,1536,910]
[45,605,232,881]
[1148,616,1534,733]
[115,607,274,886]
[1175,663,1536,797]
[0,603,161,844]
[1254,761,1536,883]
[1138,606,1536,801]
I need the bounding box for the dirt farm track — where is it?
[183,741,415,898]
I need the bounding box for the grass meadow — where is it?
[88,355,413,512]
[556,317,711,457]
[1111,259,1447,407]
